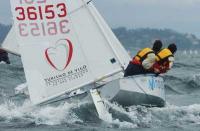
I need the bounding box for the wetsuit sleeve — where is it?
[142,53,156,69]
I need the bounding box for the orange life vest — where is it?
[131,48,154,64]
[156,48,174,63]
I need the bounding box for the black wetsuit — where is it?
[124,62,154,77]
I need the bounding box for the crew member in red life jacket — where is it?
[152,43,177,74]
[0,48,10,64]
[124,40,163,77]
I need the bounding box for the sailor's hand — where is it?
[154,68,160,73]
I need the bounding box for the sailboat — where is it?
[2,0,165,120]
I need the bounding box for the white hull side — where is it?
[16,75,165,107]
[59,75,166,107]
[99,75,166,107]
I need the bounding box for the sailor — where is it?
[124,40,163,77]
[0,48,10,64]
[153,43,177,74]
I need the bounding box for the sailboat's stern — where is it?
[99,75,166,107]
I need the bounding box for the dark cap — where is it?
[168,43,177,54]
[152,40,163,53]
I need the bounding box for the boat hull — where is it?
[15,75,166,107]
[99,75,165,107]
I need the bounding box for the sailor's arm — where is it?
[142,53,156,69]
[152,56,175,74]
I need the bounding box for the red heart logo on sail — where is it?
[45,39,73,71]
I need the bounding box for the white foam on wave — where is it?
[0,100,26,121]
[104,101,139,128]
[1,97,200,128]
[0,100,83,126]
[105,101,200,128]
[150,104,200,126]
[31,103,82,125]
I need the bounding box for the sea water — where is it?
[1,49,200,131]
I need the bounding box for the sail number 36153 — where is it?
[15,3,67,21]
[14,1,70,37]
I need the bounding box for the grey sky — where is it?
[0,0,200,37]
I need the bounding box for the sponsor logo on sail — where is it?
[45,39,73,71]
[44,65,88,87]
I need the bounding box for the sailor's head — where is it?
[152,40,163,53]
[168,43,177,54]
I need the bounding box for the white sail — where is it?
[10,0,130,105]
[87,3,131,69]
[1,27,20,56]
[68,0,129,79]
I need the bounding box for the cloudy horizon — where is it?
[0,0,199,37]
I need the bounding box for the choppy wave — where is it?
[0,100,83,126]
[1,51,200,130]
[1,99,200,129]
[164,74,200,95]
